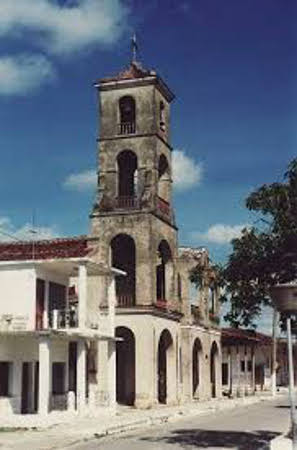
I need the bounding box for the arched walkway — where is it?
[157,329,174,404]
[192,338,202,399]
[210,341,219,398]
[111,234,136,307]
[115,327,135,406]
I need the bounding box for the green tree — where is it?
[220,158,297,328]
[190,158,297,394]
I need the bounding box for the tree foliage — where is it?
[191,158,297,329]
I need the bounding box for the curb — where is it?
[0,394,287,450]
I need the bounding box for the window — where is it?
[52,362,65,395]
[160,101,165,131]
[0,362,10,396]
[177,274,182,302]
[247,360,252,372]
[119,96,136,134]
[222,363,228,385]
[36,278,45,330]
[208,287,215,314]
[157,154,170,203]
[240,360,245,372]
[117,151,138,200]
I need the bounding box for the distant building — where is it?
[222,328,296,397]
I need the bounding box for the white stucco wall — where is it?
[0,267,36,330]
[0,264,69,332]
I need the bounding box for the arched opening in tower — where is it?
[210,341,219,398]
[115,326,135,406]
[208,286,216,315]
[156,240,172,303]
[158,154,170,203]
[192,338,202,399]
[119,96,136,134]
[158,329,174,404]
[111,234,136,307]
[117,150,138,207]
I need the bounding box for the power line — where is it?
[0,229,22,242]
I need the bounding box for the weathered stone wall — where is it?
[90,66,223,408]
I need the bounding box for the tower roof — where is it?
[97,61,175,102]
[100,61,154,83]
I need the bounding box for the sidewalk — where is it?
[0,392,288,450]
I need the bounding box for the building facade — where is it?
[0,57,223,417]
[0,238,119,416]
[89,59,222,408]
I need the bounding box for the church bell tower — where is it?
[90,50,180,311]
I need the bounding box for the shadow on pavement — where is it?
[275,405,294,408]
[141,429,281,449]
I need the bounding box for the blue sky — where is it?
[0,0,296,274]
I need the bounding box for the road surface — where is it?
[68,395,291,450]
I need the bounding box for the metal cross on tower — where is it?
[131,32,138,62]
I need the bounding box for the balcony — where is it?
[117,295,135,307]
[156,299,180,314]
[118,122,136,135]
[157,197,170,218]
[50,307,78,329]
[116,196,139,209]
[36,306,78,331]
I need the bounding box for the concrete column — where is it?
[252,347,256,393]
[76,339,87,413]
[166,341,177,406]
[107,277,116,336]
[44,281,49,329]
[135,328,155,408]
[244,348,248,395]
[107,340,116,411]
[227,350,232,393]
[180,328,192,403]
[78,264,87,329]
[97,340,108,406]
[237,347,242,396]
[216,346,222,399]
[38,336,51,415]
[11,360,22,413]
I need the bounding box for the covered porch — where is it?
[0,329,117,418]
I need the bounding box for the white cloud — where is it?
[63,169,96,191]
[0,54,55,95]
[0,0,127,54]
[0,216,59,242]
[192,223,249,245]
[172,150,203,192]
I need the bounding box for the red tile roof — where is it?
[100,61,154,83]
[0,236,90,261]
[222,328,272,345]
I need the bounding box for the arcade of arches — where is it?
[113,319,221,407]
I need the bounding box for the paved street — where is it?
[69,396,290,450]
